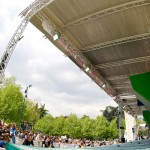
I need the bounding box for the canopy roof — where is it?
[21,0,150,115]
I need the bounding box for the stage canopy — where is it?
[18,0,150,116]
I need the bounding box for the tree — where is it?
[52,116,65,136]
[79,115,94,139]
[63,114,81,138]
[109,118,118,139]
[38,104,48,118]
[102,106,119,122]
[23,100,40,124]
[34,115,54,134]
[93,116,109,140]
[2,76,17,87]
[0,84,24,123]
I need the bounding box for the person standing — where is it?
[0,136,5,148]
[137,126,143,140]
[36,133,43,146]
[10,124,16,144]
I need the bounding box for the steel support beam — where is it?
[0,0,55,79]
[19,0,55,17]
[118,93,136,97]
[82,32,150,52]
[96,56,150,69]
[106,75,129,81]
[118,101,123,142]
[60,0,150,29]
[115,85,132,89]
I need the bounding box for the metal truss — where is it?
[106,75,129,81]
[19,0,55,18]
[114,82,131,87]
[60,0,150,29]
[118,93,136,97]
[82,32,150,52]
[96,55,150,69]
[0,0,55,79]
[36,12,117,97]
[115,85,132,89]
[0,18,29,77]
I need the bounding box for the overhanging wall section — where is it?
[130,72,150,110]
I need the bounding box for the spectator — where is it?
[10,124,16,144]
[36,133,43,146]
[137,126,144,140]
[0,137,5,148]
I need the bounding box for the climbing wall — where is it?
[124,111,136,142]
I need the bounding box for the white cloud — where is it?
[0,0,117,119]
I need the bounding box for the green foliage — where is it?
[38,104,48,118]
[2,76,17,87]
[109,118,118,139]
[0,76,48,127]
[52,116,65,136]
[80,115,94,139]
[34,115,54,134]
[0,76,121,140]
[102,106,119,122]
[93,116,109,140]
[136,117,145,127]
[0,84,24,123]
[63,114,81,138]
[23,100,40,124]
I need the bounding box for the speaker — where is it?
[121,138,125,143]
[137,100,144,106]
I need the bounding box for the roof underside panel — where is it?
[46,0,137,25]
[97,62,150,76]
[28,0,150,115]
[83,39,150,64]
[65,6,149,48]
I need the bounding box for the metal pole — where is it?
[18,85,32,129]
[118,101,123,142]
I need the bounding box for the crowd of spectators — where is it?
[0,119,119,149]
[4,120,149,149]
[0,119,120,149]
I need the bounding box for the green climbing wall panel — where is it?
[143,110,150,127]
[129,72,150,110]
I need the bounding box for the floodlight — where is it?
[102,84,106,88]
[85,67,90,72]
[29,85,32,88]
[42,20,60,41]
[53,34,59,41]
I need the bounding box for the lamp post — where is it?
[18,85,32,129]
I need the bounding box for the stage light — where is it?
[42,21,60,41]
[53,34,59,41]
[102,84,106,88]
[85,67,90,72]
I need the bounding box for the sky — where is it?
[0,0,118,119]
